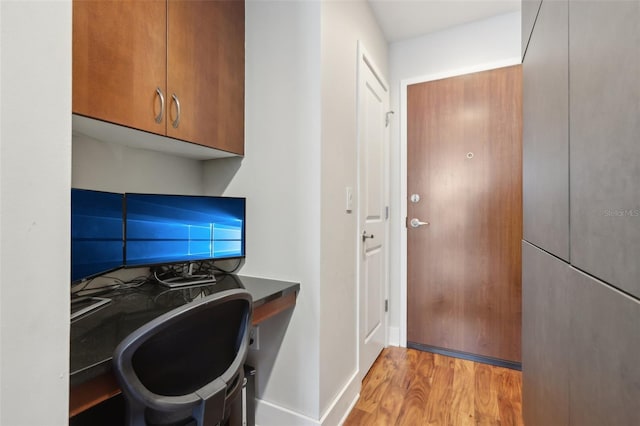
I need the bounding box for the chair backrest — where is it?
[113,288,252,426]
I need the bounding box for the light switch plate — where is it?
[345,187,354,213]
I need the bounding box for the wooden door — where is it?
[73,0,166,135]
[407,66,522,363]
[167,0,244,154]
[358,51,389,377]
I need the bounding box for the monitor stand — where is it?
[158,274,217,288]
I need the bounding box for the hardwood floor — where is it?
[343,347,523,426]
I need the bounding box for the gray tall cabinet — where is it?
[522,0,640,425]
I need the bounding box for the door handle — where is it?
[410,218,429,228]
[171,93,181,128]
[155,87,165,124]
[362,231,374,242]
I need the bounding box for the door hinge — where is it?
[385,299,389,313]
[385,206,389,220]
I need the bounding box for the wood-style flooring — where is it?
[343,347,523,426]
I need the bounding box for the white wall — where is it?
[319,0,387,421]
[204,0,323,422]
[387,12,521,339]
[0,1,72,424]
[204,1,388,424]
[72,135,204,194]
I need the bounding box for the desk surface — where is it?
[70,274,299,388]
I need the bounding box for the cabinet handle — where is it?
[171,93,181,128]
[155,87,165,124]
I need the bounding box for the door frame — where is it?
[398,58,521,346]
[356,40,390,376]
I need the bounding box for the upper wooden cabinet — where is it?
[73,0,245,156]
[73,1,166,135]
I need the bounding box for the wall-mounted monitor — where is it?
[71,188,124,283]
[124,194,245,267]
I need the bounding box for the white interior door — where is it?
[357,45,389,378]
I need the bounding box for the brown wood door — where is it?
[73,0,167,135]
[407,65,522,363]
[166,0,244,154]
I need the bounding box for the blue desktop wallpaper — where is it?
[125,194,245,266]
[71,189,124,282]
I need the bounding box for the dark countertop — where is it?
[70,274,299,387]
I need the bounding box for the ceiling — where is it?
[368,0,521,43]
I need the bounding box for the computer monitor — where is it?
[71,188,124,283]
[124,193,245,268]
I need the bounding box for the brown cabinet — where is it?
[73,0,244,156]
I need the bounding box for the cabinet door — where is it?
[569,0,640,298]
[521,0,542,60]
[522,242,570,426]
[569,268,640,426]
[73,0,167,135]
[522,0,569,260]
[167,0,244,155]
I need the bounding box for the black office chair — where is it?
[113,288,252,426]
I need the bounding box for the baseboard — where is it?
[255,371,361,426]
[387,326,400,347]
[320,370,360,426]
[407,342,522,371]
[255,398,319,426]
[335,392,360,426]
